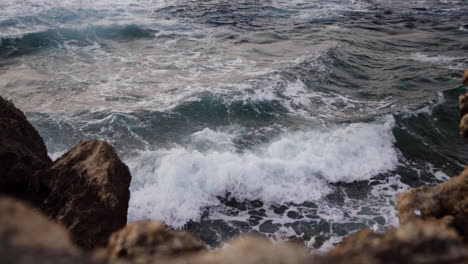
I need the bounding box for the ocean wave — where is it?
[127,117,398,227]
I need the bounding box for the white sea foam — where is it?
[127,117,398,228]
[408,53,467,70]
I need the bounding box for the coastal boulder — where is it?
[322,221,468,264]
[0,96,51,201]
[37,140,131,249]
[107,221,205,261]
[397,167,468,243]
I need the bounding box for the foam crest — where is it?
[127,118,398,227]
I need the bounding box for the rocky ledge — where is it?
[0,70,468,264]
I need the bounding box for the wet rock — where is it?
[107,221,205,261]
[0,96,51,202]
[37,140,131,249]
[321,221,468,264]
[397,167,468,242]
[0,196,77,254]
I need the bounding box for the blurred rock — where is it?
[37,140,131,250]
[0,196,77,254]
[0,96,51,203]
[397,167,468,243]
[459,93,468,118]
[460,114,468,138]
[321,221,468,264]
[107,221,205,261]
[169,236,313,264]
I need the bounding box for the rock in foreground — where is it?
[0,196,77,254]
[0,97,51,202]
[321,221,468,264]
[37,140,131,249]
[107,221,205,261]
[397,167,468,243]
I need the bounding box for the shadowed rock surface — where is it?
[36,140,131,250]
[107,221,205,262]
[0,96,51,203]
[397,167,468,243]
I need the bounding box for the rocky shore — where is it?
[1,71,468,264]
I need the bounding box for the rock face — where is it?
[321,221,468,264]
[0,196,77,254]
[397,167,468,243]
[107,221,205,261]
[36,140,131,250]
[0,97,51,202]
[460,114,468,138]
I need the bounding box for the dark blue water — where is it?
[1,0,467,249]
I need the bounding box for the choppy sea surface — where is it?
[1,0,467,249]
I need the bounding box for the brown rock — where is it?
[37,140,131,250]
[397,167,468,243]
[321,221,468,264]
[0,96,51,202]
[164,236,313,264]
[461,115,468,138]
[459,93,468,118]
[0,196,77,254]
[107,221,205,261]
[197,236,313,264]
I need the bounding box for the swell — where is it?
[0,24,156,58]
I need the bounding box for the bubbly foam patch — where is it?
[127,117,398,227]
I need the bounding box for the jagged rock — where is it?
[397,167,468,243]
[0,196,77,254]
[36,140,131,250]
[0,96,51,202]
[321,221,468,264]
[107,221,205,261]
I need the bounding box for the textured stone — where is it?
[322,221,468,264]
[107,221,205,261]
[37,140,131,249]
[397,167,468,243]
[0,96,51,202]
